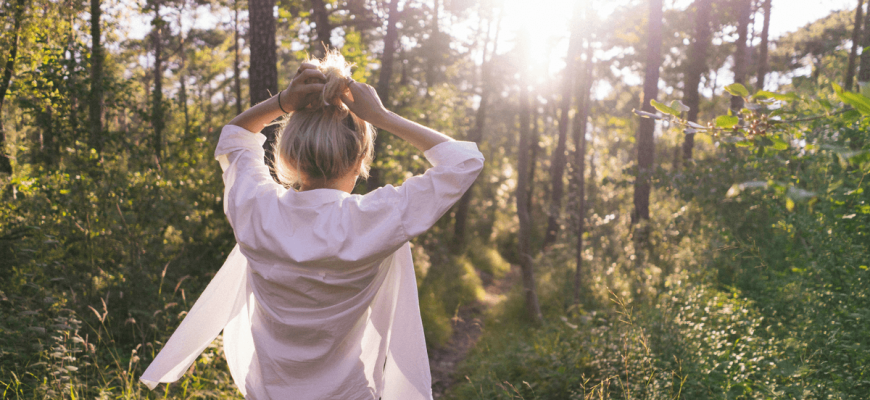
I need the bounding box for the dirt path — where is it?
[429,265,518,398]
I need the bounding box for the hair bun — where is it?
[308,49,353,110]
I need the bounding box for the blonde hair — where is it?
[274,49,376,189]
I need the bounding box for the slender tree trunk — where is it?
[452,8,503,250]
[249,0,278,171]
[310,0,333,55]
[847,0,865,91]
[527,100,540,210]
[151,1,165,163]
[860,1,870,83]
[234,0,244,116]
[730,0,751,114]
[542,3,583,249]
[0,0,25,174]
[572,57,593,308]
[367,0,402,192]
[178,0,190,135]
[633,0,662,225]
[756,0,772,89]
[88,0,104,156]
[517,76,543,324]
[682,0,712,165]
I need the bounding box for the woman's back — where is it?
[141,51,484,399]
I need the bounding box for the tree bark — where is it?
[310,0,334,55]
[633,0,662,224]
[366,0,402,192]
[249,0,279,171]
[681,0,712,165]
[234,0,244,116]
[0,0,25,174]
[729,0,752,114]
[88,0,104,156]
[860,0,870,83]
[846,0,865,91]
[527,100,540,210]
[151,0,165,163]
[542,3,583,249]
[756,0,772,90]
[572,57,593,308]
[178,0,190,135]
[517,76,543,324]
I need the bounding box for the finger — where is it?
[296,68,327,82]
[295,62,318,75]
[297,83,325,94]
[340,93,355,108]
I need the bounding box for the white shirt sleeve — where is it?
[214,124,485,265]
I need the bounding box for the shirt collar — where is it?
[290,187,353,207]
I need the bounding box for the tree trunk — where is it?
[527,100,540,210]
[178,0,190,136]
[0,0,25,174]
[366,0,402,192]
[542,3,583,249]
[517,75,543,324]
[847,0,865,91]
[234,0,244,116]
[681,0,712,165]
[451,8,503,250]
[572,57,593,308]
[633,0,662,224]
[756,0,772,90]
[310,0,333,55]
[88,0,104,156]
[860,1,870,83]
[249,0,279,171]
[151,1,165,163]
[729,0,752,114]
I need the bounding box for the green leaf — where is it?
[771,136,789,150]
[715,115,739,128]
[724,83,749,97]
[833,83,870,115]
[753,90,797,102]
[650,99,680,117]
[669,100,690,113]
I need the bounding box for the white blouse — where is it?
[140,124,484,399]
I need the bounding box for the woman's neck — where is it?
[300,172,358,193]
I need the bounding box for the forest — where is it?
[1,0,869,397]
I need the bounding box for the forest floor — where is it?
[429,265,519,398]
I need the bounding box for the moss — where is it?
[466,242,511,280]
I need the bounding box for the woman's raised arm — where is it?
[229,63,326,133]
[341,82,453,152]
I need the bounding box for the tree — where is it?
[516,64,543,324]
[310,0,334,55]
[88,0,104,156]
[845,0,865,91]
[859,0,870,83]
[572,53,593,307]
[682,0,713,165]
[633,0,662,225]
[366,0,402,192]
[233,0,244,116]
[150,0,166,163]
[249,0,278,169]
[729,0,751,113]
[756,0,772,89]
[542,2,583,249]
[0,0,26,174]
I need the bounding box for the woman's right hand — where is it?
[340,81,392,127]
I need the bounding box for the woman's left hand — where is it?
[280,63,326,112]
